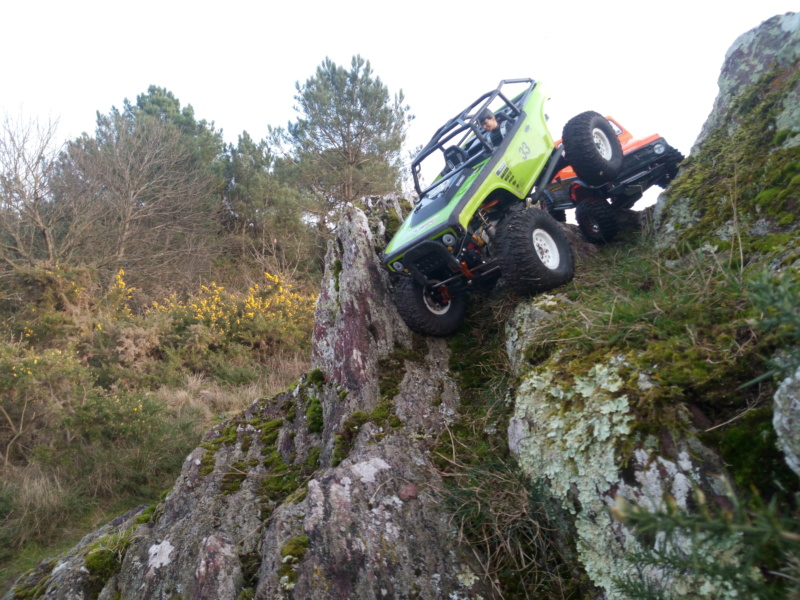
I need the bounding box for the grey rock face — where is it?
[2,506,145,600]
[256,436,486,600]
[774,366,800,476]
[695,12,800,151]
[312,207,410,407]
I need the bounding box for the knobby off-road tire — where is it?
[576,198,618,244]
[562,111,623,186]
[394,277,467,336]
[495,207,574,295]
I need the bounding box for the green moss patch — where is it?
[8,559,57,600]
[260,418,284,449]
[377,334,427,399]
[82,529,133,600]
[220,461,249,494]
[278,534,310,585]
[306,369,325,387]
[305,396,323,433]
[702,407,798,502]
[332,411,369,467]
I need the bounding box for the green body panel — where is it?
[457,85,553,230]
[384,167,481,255]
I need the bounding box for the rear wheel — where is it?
[575,198,618,244]
[495,208,574,295]
[562,111,623,186]
[395,277,467,336]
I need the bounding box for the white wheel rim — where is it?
[592,128,613,160]
[423,291,451,315]
[532,229,560,269]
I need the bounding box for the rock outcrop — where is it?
[5,209,490,600]
[507,301,736,598]
[774,366,800,476]
[654,12,800,252]
[694,12,800,151]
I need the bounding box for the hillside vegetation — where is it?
[0,55,408,590]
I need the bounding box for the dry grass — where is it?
[431,445,575,598]
[0,464,74,551]
[156,350,310,426]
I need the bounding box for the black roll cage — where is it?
[410,79,536,197]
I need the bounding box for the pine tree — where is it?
[272,55,411,226]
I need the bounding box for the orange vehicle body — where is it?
[551,117,659,183]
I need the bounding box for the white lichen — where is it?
[773,366,800,476]
[511,357,740,599]
[456,569,479,587]
[350,457,391,484]
[147,539,175,570]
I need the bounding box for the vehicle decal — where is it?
[409,217,437,235]
[520,141,531,160]
[495,162,507,176]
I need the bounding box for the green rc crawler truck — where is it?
[382,78,626,336]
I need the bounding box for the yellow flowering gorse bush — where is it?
[151,272,316,353]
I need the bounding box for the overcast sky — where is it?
[3,0,797,206]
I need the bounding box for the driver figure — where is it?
[478,108,509,148]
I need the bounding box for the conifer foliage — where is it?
[272,55,411,225]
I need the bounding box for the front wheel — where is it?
[495,208,574,295]
[575,198,618,244]
[394,277,467,336]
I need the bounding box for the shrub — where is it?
[151,272,316,355]
[612,491,800,599]
[0,342,94,465]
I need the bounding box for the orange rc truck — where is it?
[541,117,684,243]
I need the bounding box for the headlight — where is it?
[392,261,404,271]
[653,143,666,155]
[442,233,456,246]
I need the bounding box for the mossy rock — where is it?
[278,534,310,584]
[332,411,369,466]
[220,461,249,494]
[306,368,326,387]
[664,64,800,253]
[305,396,323,433]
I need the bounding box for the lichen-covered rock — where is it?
[194,535,243,600]
[774,365,800,476]
[358,194,411,247]
[255,435,488,599]
[504,295,560,377]
[2,505,145,600]
[8,206,491,600]
[507,301,737,599]
[312,207,410,407]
